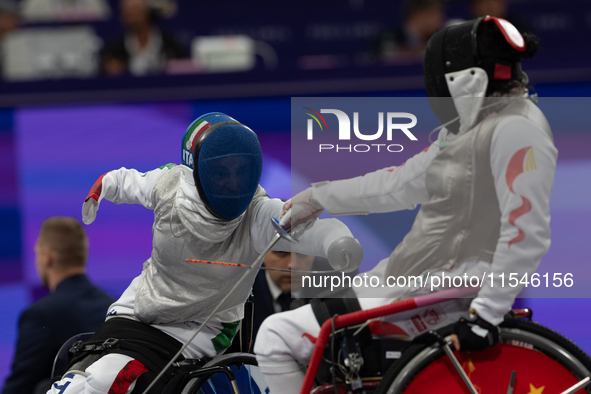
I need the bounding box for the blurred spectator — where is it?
[470,0,532,33]
[0,0,18,39]
[1,217,115,394]
[371,0,444,62]
[0,0,19,74]
[20,0,111,22]
[101,0,186,76]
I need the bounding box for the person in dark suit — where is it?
[1,217,115,394]
[251,251,316,341]
[226,251,315,353]
[228,252,358,353]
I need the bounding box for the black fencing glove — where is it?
[452,310,500,352]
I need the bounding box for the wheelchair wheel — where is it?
[179,353,268,394]
[375,319,591,394]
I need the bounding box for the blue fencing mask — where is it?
[182,112,263,220]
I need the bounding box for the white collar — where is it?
[265,271,303,301]
[266,271,283,301]
[124,28,161,56]
[444,68,529,136]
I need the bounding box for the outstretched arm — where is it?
[281,139,442,232]
[312,141,440,215]
[82,164,175,224]
[252,198,362,271]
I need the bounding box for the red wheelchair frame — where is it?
[299,287,591,394]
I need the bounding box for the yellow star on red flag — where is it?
[527,383,545,394]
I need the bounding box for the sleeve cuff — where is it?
[470,297,509,326]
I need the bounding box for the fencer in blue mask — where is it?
[46,113,362,394]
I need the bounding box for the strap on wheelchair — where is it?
[64,317,194,389]
[311,287,362,325]
[239,300,255,353]
[310,287,380,387]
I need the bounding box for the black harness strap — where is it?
[65,317,185,385]
[311,287,361,325]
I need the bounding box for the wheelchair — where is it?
[49,310,268,394]
[50,339,263,394]
[303,287,591,394]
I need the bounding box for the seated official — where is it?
[1,217,115,394]
[227,251,314,353]
[229,252,357,353]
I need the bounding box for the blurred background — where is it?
[1,0,591,388]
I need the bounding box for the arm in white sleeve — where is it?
[312,140,440,215]
[251,198,353,257]
[471,117,558,325]
[82,164,174,224]
[101,165,174,208]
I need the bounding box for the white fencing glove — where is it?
[279,187,324,237]
[82,172,109,225]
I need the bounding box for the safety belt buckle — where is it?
[69,340,85,356]
[101,338,119,349]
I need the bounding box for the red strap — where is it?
[85,172,108,202]
[494,63,512,80]
[108,359,149,394]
